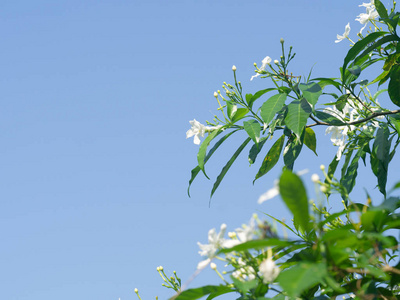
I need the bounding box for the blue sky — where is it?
[1,1,398,299]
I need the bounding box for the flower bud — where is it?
[320,185,328,193]
[311,174,320,183]
[253,62,257,67]
[134,288,139,293]
[214,91,218,97]
[320,164,325,171]
[274,60,279,65]
[210,262,217,270]
[159,266,163,271]
[232,65,237,71]
[280,38,284,44]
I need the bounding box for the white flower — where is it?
[335,23,351,43]
[235,216,256,243]
[258,180,280,204]
[232,258,256,281]
[259,258,280,283]
[356,3,379,33]
[186,119,222,145]
[251,56,272,81]
[311,174,320,183]
[197,224,228,269]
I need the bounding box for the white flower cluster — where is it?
[197,217,280,283]
[251,56,272,81]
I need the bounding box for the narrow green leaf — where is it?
[170,285,233,300]
[188,130,239,196]
[254,135,285,181]
[304,127,317,155]
[244,120,261,144]
[353,35,398,67]
[279,170,310,232]
[231,108,249,123]
[197,129,223,178]
[341,148,364,195]
[283,133,304,170]
[375,0,389,19]
[277,262,327,297]
[260,93,287,125]
[299,82,322,106]
[389,115,400,135]
[248,88,276,108]
[342,31,387,78]
[388,64,400,107]
[313,77,342,90]
[219,238,297,254]
[348,65,361,77]
[314,111,345,126]
[284,98,311,138]
[211,138,251,198]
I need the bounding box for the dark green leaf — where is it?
[170,285,233,300]
[388,64,400,107]
[389,115,400,135]
[277,263,327,298]
[299,82,322,105]
[244,120,261,144]
[211,138,251,198]
[260,93,287,125]
[188,130,239,196]
[375,0,389,19]
[283,134,304,170]
[304,127,317,155]
[279,170,310,232]
[342,31,387,78]
[314,111,345,126]
[325,154,339,184]
[284,98,311,138]
[254,135,285,181]
[371,124,391,196]
[348,65,361,77]
[249,137,268,165]
[341,148,363,195]
[197,128,223,179]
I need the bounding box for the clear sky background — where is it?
[1,1,399,300]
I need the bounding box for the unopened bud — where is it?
[311,174,320,183]
[320,185,328,193]
[280,38,284,44]
[232,65,237,71]
[214,91,218,97]
[274,60,279,65]
[134,288,139,293]
[320,164,325,171]
[228,231,236,238]
[159,266,163,271]
[210,262,217,270]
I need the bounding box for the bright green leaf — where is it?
[197,129,223,178]
[260,93,287,125]
[299,83,322,106]
[279,170,310,232]
[231,108,249,123]
[284,98,311,138]
[244,120,261,144]
[170,285,234,300]
[248,88,276,108]
[226,100,237,120]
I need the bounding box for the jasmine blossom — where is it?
[251,56,272,81]
[259,258,280,283]
[335,23,351,43]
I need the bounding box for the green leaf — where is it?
[314,111,345,126]
[260,93,287,125]
[254,135,285,181]
[279,170,310,232]
[231,277,258,295]
[299,82,322,106]
[375,0,389,19]
[353,35,399,67]
[348,65,361,79]
[226,100,237,120]
[284,98,311,138]
[277,262,327,298]
[244,120,261,144]
[211,137,251,198]
[219,238,298,254]
[283,133,304,170]
[170,285,233,300]
[371,124,392,196]
[249,137,268,165]
[197,128,223,179]
[341,148,363,195]
[188,130,239,196]
[388,64,400,107]
[389,115,400,135]
[247,88,276,108]
[231,108,249,123]
[304,127,317,155]
[342,31,387,78]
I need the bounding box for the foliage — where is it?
[135,1,400,299]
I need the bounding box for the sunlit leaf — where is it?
[244,120,261,144]
[304,127,317,155]
[260,93,287,125]
[284,98,311,138]
[299,82,322,106]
